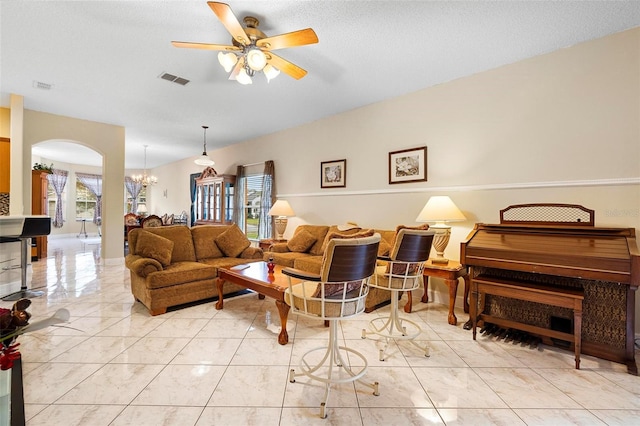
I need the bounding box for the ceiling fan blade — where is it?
[257,28,318,51]
[208,2,250,45]
[171,41,240,51]
[267,53,307,80]
[228,57,244,80]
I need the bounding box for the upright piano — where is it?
[460,204,639,373]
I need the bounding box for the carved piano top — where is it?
[460,204,640,286]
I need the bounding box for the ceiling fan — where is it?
[172,1,319,84]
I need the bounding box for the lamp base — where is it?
[430,225,451,265]
[274,217,288,240]
[430,257,450,265]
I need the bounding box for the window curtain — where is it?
[259,160,275,239]
[233,165,246,232]
[124,176,143,214]
[190,172,200,226]
[47,169,68,228]
[76,172,102,224]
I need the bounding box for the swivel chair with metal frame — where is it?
[283,233,381,419]
[361,228,435,361]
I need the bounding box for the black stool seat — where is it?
[1,217,51,301]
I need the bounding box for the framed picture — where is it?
[320,159,346,188]
[388,146,427,184]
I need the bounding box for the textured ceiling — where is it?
[1,1,639,169]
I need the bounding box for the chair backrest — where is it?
[20,217,52,238]
[141,214,163,228]
[390,229,435,263]
[321,234,381,283]
[124,213,139,226]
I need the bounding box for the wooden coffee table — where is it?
[216,262,297,345]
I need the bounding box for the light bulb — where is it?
[246,48,267,71]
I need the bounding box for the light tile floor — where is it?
[2,237,640,425]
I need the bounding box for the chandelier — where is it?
[131,145,157,187]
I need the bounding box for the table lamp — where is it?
[416,196,466,264]
[268,200,295,240]
[137,203,148,217]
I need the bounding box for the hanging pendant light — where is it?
[194,125,215,166]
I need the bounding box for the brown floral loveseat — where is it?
[125,224,263,315]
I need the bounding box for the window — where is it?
[242,173,263,240]
[125,186,146,214]
[47,181,57,218]
[76,180,96,220]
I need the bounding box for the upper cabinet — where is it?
[194,167,235,225]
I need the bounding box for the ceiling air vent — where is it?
[159,72,189,86]
[32,80,53,90]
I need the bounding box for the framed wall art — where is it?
[388,146,427,184]
[320,159,346,188]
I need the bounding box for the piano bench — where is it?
[470,275,584,369]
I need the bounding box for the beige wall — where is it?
[151,28,640,324]
[22,111,125,262]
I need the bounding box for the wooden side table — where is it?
[406,259,469,326]
[259,238,287,250]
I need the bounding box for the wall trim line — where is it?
[279,177,640,198]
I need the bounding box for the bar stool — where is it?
[362,228,434,361]
[283,233,381,419]
[1,217,52,301]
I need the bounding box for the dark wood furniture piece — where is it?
[461,203,639,374]
[418,259,470,326]
[31,170,49,260]
[194,167,235,225]
[216,262,298,345]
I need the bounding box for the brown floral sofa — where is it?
[265,224,398,312]
[125,224,263,315]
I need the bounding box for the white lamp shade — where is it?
[217,52,238,73]
[236,67,253,85]
[416,196,466,223]
[268,200,295,217]
[194,154,215,166]
[246,49,267,71]
[263,64,280,82]
[137,203,148,214]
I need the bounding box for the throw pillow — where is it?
[136,230,174,267]
[215,224,251,258]
[377,238,392,257]
[287,229,317,253]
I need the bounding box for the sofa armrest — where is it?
[240,246,264,259]
[129,256,163,278]
[269,243,290,253]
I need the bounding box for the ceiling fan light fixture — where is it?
[263,64,280,82]
[236,67,253,85]
[217,52,238,73]
[194,125,215,166]
[246,48,267,71]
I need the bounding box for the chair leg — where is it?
[290,320,379,419]
[362,291,429,361]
